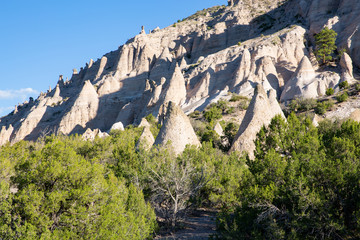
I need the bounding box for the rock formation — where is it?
[214,122,224,137]
[230,84,285,158]
[136,126,155,151]
[0,0,359,145]
[280,56,317,101]
[161,64,187,106]
[82,128,109,141]
[110,121,125,131]
[154,102,200,155]
[0,125,13,145]
[340,52,355,83]
[138,118,151,128]
[59,80,99,134]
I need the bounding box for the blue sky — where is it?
[0,0,224,117]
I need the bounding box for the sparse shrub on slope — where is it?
[336,91,349,102]
[339,80,349,89]
[326,87,334,96]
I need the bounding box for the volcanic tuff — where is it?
[154,102,201,155]
[0,0,359,156]
[230,84,285,159]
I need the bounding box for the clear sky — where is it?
[0,0,224,117]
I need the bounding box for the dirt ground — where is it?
[155,209,217,240]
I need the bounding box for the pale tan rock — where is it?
[136,126,155,151]
[340,52,355,83]
[59,80,99,134]
[0,125,13,145]
[280,56,317,101]
[12,100,48,142]
[230,84,285,159]
[349,109,360,122]
[311,114,323,127]
[95,56,108,80]
[154,102,200,155]
[232,48,252,89]
[110,121,124,131]
[162,64,187,106]
[4,0,360,145]
[214,122,224,136]
[138,118,150,128]
[82,128,109,141]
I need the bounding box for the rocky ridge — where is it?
[0,0,359,157]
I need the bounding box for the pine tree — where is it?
[315,27,338,64]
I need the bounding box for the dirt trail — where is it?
[155,209,217,240]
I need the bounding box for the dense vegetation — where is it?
[0,125,246,239]
[217,114,360,239]
[1,109,360,239]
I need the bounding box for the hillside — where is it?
[0,0,359,147]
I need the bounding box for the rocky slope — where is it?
[0,0,359,152]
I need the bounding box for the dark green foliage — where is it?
[224,122,239,145]
[315,27,338,64]
[189,110,201,118]
[145,114,161,138]
[201,129,220,143]
[326,87,334,96]
[315,99,334,115]
[203,105,223,123]
[230,94,250,110]
[217,114,360,239]
[355,83,360,92]
[288,98,317,112]
[0,137,156,239]
[336,91,349,102]
[339,80,349,89]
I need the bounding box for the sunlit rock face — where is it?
[1,0,359,146]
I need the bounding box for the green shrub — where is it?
[339,81,349,89]
[315,100,334,115]
[326,87,334,96]
[189,110,201,118]
[230,94,248,102]
[288,98,317,112]
[1,137,157,239]
[203,106,222,123]
[336,92,348,102]
[355,83,360,91]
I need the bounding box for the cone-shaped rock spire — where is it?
[230,84,285,158]
[154,101,200,155]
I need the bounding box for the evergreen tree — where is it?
[315,27,338,64]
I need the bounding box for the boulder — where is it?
[82,128,109,141]
[213,122,224,136]
[110,121,125,131]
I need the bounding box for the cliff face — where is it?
[0,0,359,146]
